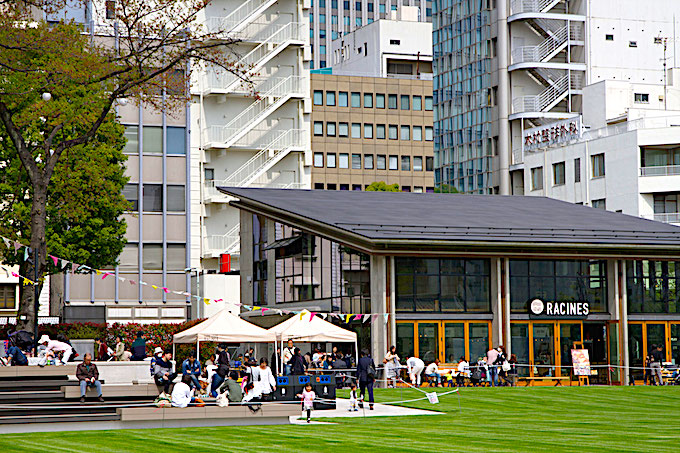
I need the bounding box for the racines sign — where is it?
[529,299,590,318]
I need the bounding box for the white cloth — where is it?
[425,362,439,375]
[457,361,470,377]
[282,347,294,364]
[251,366,276,395]
[406,357,425,384]
[171,381,193,408]
[46,340,73,362]
[242,385,262,402]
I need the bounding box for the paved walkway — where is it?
[290,398,443,424]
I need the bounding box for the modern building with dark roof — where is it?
[221,187,680,385]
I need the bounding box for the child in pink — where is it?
[297,383,316,423]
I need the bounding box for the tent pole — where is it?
[355,339,358,364]
[173,343,176,361]
[197,340,200,360]
[274,342,279,375]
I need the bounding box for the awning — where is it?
[263,235,302,251]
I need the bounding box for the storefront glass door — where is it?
[608,322,621,382]
[532,323,555,376]
[418,323,439,363]
[469,323,490,362]
[511,323,530,377]
[396,323,415,358]
[583,322,608,384]
[671,324,680,365]
[646,323,667,358]
[559,323,581,377]
[444,323,465,363]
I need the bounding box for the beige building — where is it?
[311,74,434,192]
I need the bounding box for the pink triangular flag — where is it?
[371,314,380,323]
[72,264,80,274]
[102,272,110,279]
[13,242,21,252]
[354,314,362,321]
[262,307,269,312]
[50,255,58,266]
[162,287,170,293]
[309,311,316,321]
[214,298,223,302]
[129,279,136,285]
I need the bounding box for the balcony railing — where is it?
[645,213,680,223]
[510,0,561,15]
[640,165,680,177]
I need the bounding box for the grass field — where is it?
[1,386,679,452]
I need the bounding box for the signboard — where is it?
[571,349,591,376]
[523,116,582,152]
[529,299,590,318]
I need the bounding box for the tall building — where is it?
[193,0,312,318]
[309,0,432,69]
[434,0,678,194]
[311,18,435,191]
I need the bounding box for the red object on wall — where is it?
[219,254,231,273]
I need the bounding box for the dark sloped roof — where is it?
[218,187,680,251]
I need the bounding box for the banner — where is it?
[571,349,591,376]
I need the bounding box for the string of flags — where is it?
[1,236,391,323]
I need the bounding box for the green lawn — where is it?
[2,386,680,452]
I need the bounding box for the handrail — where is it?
[206,0,276,34]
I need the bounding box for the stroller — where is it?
[470,365,483,386]
[9,330,33,351]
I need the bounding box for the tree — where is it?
[365,181,400,192]
[434,184,460,193]
[0,1,250,333]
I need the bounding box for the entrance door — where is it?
[418,323,439,363]
[646,323,667,360]
[444,323,465,363]
[628,324,644,381]
[559,323,582,378]
[532,323,555,377]
[583,322,608,384]
[511,323,530,377]
[671,324,680,365]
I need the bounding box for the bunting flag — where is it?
[13,241,20,252]
[309,311,316,321]
[23,247,29,262]
[129,280,136,285]
[214,298,223,302]
[162,287,170,293]
[95,270,102,276]
[353,313,362,321]
[383,313,389,323]
[102,272,111,280]
[2,237,10,249]
[363,314,370,323]
[50,255,58,266]
[151,285,158,290]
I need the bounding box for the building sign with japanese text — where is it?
[523,116,582,152]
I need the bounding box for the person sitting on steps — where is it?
[76,353,104,403]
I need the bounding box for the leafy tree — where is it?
[366,181,400,192]
[434,184,460,193]
[0,1,250,333]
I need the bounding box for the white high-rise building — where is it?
[192,0,312,317]
[434,0,680,194]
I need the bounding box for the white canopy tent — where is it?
[172,309,277,360]
[267,310,358,372]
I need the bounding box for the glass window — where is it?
[510,260,608,313]
[326,122,336,136]
[575,158,581,182]
[469,323,490,362]
[425,126,433,141]
[319,14,326,23]
[351,123,361,138]
[364,154,374,169]
[413,126,422,141]
[351,92,361,107]
[376,93,385,108]
[531,166,543,190]
[143,184,162,212]
[204,168,214,181]
[314,152,324,167]
[364,123,373,139]
[356,17,361,26]
[326,91,336,106]
[553,162,565,185]
[339,153,349,168]
[166,244,186,271]
[397,323,415,359]
[364,93,373,108]
[418,323,439,363]
[167,185,185,212]
[123,183,139,211]
[339,91,348,107]
[400,95,410,110]
[314,121,323,136]
[167,127,186,155]
[592,198,606,209]
[400,125,410,140]
[532,323,555,376]
[592,154,605,177]
[389,155,398,170]
[119,244,138,271]
[511,323,530,377]
[123,125,139,153]
[401,156,411,171]
[414,156,423,171]
[388,124,398,140]
[377,154,386,170]
[143,126,162,153]
[444,323,465,363]
[388,94,397,109]
[376,124,386,139]
[352,154,361,169]
[327,153,337,168]
[338,122,349,137]
[313,90,323,105]
[413,96,422,111]
[425,96,433,110]
[426,156,433,171]
[142,244,162,270]
[627,260,680,313]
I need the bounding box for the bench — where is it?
[116,403,298,427]
[519,376,571,386]
[0,365,77,379]
[62,382,159,399]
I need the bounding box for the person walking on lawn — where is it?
[77,353,104,403]
[356,350,375,410]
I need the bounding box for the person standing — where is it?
[289,348,307,375]
[95,338,110,361]
[297,383,316,423]
[154,350,177,394]
[486,346,500,387]
[76,353,104,403]
[651,344,665,386]
[507,354,519,387]
[282,340,295,376]
[130,331,147,361]
[456,357,470,387]
[406,356,425,386]
[114,336,126,361]
[252,358,277,400]
[181,354,202,390]
[356,350,375,410]
[210,343,231,397]
[383,346,400,388]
